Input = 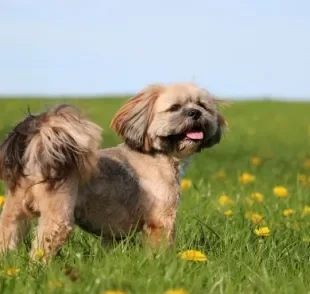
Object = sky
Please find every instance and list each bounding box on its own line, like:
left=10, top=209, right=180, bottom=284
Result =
left=0, top=0, right=310, bottom=99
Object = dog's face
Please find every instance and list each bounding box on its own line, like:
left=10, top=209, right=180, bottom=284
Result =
left=111, top=83, right=226, bottom=159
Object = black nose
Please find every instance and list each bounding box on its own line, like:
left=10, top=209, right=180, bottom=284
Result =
left=187, top=109, right=201, bottom=120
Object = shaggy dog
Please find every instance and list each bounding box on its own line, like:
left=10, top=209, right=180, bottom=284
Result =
left=0, top=83, right=226, bottom=261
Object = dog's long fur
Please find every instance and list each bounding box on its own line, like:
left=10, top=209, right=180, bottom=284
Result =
left=0, top=105, right=101, bottom=191
left=0, top=104, right=102, bottom=258
left=0, top=83, right=226, bottom=260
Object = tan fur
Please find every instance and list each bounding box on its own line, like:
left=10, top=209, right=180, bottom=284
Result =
left=0, top=83, right=226, bottom=260
left=76, top=83, right=226, bottom=248
left=0, top=182, right=31, bottom=251
left=30, top=179, right=78, bottom=259
left=111, top=84, right=165, bottom=152
left=24, top=105, right=102, bottom=188
left=0, top=104, right=102, bottom=261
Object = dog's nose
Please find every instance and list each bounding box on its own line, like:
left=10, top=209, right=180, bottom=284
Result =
left=187, top=109, right=201, bottom=120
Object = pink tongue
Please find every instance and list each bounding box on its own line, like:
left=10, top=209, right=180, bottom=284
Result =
left=186, top=131, right=204, bottom=140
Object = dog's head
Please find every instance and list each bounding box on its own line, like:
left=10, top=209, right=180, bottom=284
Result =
left=110, top=83, right=227, bottom=159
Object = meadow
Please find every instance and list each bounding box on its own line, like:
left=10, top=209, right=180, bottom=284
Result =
left=0, top=97, right=310, bottom=294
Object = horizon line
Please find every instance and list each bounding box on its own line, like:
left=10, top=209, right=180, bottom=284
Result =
left=0, top=93, right=309, bottom=102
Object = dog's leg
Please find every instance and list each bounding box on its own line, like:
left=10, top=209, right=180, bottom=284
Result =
left=167, top=223, right=176, bottom=246
left=0, top=193, right=30, bottom=253
left=30, top=186, right=77, bottom=262
left=143, top=216, right=176, bottom=249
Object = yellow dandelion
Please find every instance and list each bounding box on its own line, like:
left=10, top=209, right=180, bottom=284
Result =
left=218, top=195, right=234, bottom=206
left=181, top=179, right=192, bottom=191
left=224, top=209, right=233, bottom=217
left=215, top=170, right=226, bottom=180
left=283, top=209, right=294, bottom=217
left=251, top=156, right=262, bottom=166
left=251, top=192, right=264, bottom=203
left=165, top=289, right=188, bottom=294
left=273, top=186, right=288, bottom=198
left=0, top=196, right=5, bottom=208
left=34, top=249, right=45, bottom=258
left=104, top=291, right=127, bottom=294
left=254, top=227, right=270, bottom=237
left=239, top=172, right=256, bottom=184
left=179, top=250, right=207, bottom=261
left=7, top=268, right=20, bottom=276
left=302, top=205, right=310, bottom=216
left=304, top=159, right=310, bottom=169
left=250, top=213, right=264, bottom=224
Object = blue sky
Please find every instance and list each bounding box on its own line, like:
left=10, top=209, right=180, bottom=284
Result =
left=0, top=0, right=309, bottom=99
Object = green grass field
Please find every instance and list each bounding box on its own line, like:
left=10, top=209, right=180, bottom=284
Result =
left=0, top=98, right=310, bottom=294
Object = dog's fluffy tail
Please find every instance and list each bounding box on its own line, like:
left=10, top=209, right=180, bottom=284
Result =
left=0, top=104, right=102, bottom=191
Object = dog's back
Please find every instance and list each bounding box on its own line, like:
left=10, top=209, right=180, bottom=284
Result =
left=0, top=104, right=102, bottom=191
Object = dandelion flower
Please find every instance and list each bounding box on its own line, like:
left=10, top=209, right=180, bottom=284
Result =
left=104, top=291, right=127, bottom=294
left=218, top=195, right=234, bottom=206
left=254, top=227, right=270, bottom=237
left=304, top=159, right=310, bottom=169
left=239, top=172, right=256, bottom=184
left=273, top=186, right=288, bottom=198
left=7, top=268, right=20, bottom=276
left=215, top=170, right=226, bottom=180
left=302, top=206, right=310, bottom=216
left=181, top=179, right=192, bottom=191
left=179, top=250, right=207, bottom=261
left=251, top=156, right=262, bottom=166
left=251, top=192, right=264, bottom=203
left=0, top=196, right=5, bottom=208
left=165, top=289, right=188, bottom=294
left=283, top=209, right=294, bottom=217
left=250, top=213, right=264, bottom=224
left=224, top=209, right=233, bottom=217
left=34, top=249, right=45, bottom=258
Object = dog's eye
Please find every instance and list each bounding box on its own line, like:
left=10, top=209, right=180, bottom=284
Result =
left=169, top=104, right=181, bottom=112
left=197, top=102, right=206, bottom=110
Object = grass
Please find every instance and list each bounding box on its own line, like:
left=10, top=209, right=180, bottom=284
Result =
left=0, top=98, right=310, bottom=294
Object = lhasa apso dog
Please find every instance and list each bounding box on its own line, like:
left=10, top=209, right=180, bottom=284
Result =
left=0, top=83, right=226, bottom=260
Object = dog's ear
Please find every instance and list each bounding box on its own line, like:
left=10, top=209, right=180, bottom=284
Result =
left=202, top=114, right=227, bottom=149
left=110, top=84, right=164, bottom=151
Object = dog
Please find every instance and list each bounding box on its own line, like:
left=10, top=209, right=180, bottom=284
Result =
left=0, top=83, right=226, bottom=261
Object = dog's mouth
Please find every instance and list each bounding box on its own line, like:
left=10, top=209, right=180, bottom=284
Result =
left=182, top=125, right=206, bottom=142
left=163, top=127, right=205, bottom=143
left=184, top=130, right=204, bottom=141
